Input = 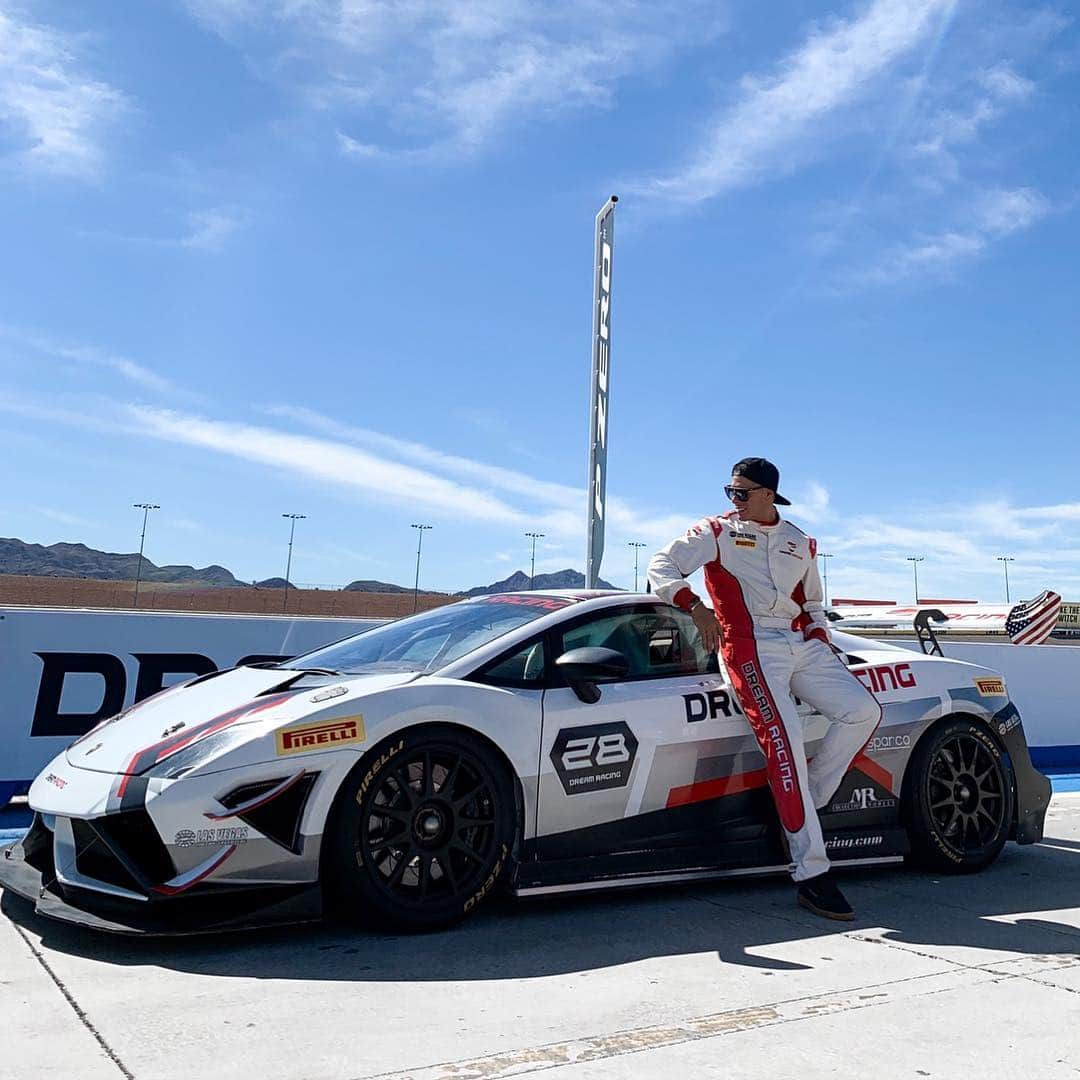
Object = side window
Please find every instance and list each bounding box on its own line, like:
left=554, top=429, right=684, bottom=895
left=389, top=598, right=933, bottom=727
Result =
left=558, top=609, right=715, bottom=681
left=476, top=641, right=547, bottom=687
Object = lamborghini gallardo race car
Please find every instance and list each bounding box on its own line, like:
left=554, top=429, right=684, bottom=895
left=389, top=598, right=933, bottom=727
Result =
left=0, top=591, right=1051, bottom=934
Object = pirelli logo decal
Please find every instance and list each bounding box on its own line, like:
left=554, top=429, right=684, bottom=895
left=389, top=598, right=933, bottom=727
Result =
left=974, top=677, right=1006, bottom=697
left=276, top=716, right=365, bottom=755
left=734, top=538, right=756, bottom=548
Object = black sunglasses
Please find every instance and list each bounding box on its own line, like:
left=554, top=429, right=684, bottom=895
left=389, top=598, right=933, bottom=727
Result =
left=724, top=485, right=765, bottom=502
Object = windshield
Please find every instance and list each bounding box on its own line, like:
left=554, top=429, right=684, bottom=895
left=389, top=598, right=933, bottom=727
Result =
left=287, top=595, right=574, bottom=675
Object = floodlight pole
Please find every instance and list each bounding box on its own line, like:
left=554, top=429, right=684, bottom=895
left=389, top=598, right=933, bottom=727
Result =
left=628, top=541, right=646, bottom=592
left=526, top=532, right=545, bottom=590
left=819, top=553, right=834, bottom=607
left=997, top=556, right=1015, bottom=603
left=412, top=524, right=433, bottom=612
left=132, top=503, right=160, bottom=608
left=907, top=556, right=925, bottom=605
left=282, top=513, right=306, bottom=612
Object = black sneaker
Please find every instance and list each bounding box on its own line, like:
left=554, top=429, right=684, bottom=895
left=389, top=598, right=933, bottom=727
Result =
left=796, top=872, right=855, bottom=921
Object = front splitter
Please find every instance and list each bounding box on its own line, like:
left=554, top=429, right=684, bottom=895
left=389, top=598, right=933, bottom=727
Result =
left=0, top=840, right=323, bottom=937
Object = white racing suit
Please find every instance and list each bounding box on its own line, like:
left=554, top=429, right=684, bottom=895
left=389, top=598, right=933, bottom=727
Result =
left=649, top=511, right=881, bottom=882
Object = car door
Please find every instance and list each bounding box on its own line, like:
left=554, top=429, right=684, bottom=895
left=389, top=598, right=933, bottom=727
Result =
left=536, top=603, right=765, bottom=861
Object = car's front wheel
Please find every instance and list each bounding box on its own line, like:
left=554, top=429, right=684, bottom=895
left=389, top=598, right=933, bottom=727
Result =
left=905, top=717, right=1014, bottom=873
left=325, top=727, right=517, bottom=931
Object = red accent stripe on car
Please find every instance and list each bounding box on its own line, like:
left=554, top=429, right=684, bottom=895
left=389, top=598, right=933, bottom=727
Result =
left=151, top=844, right=238, bottom=896
left=116, top=693, right=294, bottom=796
left=851, top=753, right=893, bottom=794
left=666, top=767, right=768, bottom=808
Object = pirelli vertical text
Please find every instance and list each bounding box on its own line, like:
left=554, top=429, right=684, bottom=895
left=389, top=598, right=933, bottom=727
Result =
left=586, top=194, right=617, bottom=589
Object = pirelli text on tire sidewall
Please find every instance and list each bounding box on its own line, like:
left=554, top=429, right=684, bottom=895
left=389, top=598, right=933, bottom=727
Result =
left=325, top=726, right=518, bottom=931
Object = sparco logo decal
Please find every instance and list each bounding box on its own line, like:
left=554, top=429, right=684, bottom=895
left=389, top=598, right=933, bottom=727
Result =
left=853, top=663, right=917, bottom=694
left=551, top=721, right=638, bottom=795
left=867, top=734, right=911, bottom=752
left=276, top=716, right=365, bottom=756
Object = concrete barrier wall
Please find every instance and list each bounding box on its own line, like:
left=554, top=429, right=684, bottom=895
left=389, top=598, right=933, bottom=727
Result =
left=0, top=606, right=385, bottom=801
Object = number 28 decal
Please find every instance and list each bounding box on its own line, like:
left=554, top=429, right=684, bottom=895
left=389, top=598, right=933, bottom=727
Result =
left=550, top=722, right=639, bottom=795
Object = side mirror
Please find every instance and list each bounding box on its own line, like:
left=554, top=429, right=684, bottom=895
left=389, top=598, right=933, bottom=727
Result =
left=555, top=647, right=630, bottom=704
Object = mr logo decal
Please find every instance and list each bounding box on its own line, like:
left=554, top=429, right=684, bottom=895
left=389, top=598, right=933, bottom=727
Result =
left=551, top=721, right=638, bottom=795
left=828, top=774, right=897, bottom=814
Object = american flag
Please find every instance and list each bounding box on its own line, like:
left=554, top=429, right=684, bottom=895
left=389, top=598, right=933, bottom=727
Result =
left=1005, top=590, right=1062, bottom=645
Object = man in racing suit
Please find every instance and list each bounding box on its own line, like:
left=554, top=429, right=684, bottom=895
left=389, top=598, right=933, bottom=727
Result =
left=648, top=457, right=880, bottom=920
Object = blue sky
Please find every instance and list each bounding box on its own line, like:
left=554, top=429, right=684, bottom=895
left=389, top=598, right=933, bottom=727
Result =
left=0, top=0, right=1077, bottom=601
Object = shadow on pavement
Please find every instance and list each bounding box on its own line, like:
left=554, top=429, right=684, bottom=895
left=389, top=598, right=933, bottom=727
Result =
left=4, top=838, right=1080, bottom=980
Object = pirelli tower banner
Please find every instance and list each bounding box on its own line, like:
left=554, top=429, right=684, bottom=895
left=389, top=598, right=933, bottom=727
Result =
left=586, top=195, right=617, bottom=589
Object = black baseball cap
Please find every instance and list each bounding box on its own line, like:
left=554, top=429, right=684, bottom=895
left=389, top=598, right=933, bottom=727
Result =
left=731, top=457, right=790, bottom=506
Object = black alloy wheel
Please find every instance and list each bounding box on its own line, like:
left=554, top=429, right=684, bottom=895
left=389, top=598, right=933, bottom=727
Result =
left=325, top=728, right=517, bottom=931
left=905, top=718, right=1014, bottom=873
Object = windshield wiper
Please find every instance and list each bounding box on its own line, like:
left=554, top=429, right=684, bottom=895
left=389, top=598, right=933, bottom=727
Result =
left=293, top=666, right=344, bottom=677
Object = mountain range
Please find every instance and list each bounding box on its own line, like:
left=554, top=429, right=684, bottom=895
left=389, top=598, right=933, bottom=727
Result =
left=0, top=538, right=618, bottom=595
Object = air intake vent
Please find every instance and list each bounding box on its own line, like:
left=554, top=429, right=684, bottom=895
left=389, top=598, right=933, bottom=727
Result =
left=220, top=774, right=318, bottom=854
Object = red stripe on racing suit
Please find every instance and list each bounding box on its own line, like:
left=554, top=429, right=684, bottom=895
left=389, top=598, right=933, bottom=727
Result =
left=704, top=560, right=807, bottom=833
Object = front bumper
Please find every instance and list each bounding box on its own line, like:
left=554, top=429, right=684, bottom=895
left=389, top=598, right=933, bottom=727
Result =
left=0, top=813, right=322, bottom=936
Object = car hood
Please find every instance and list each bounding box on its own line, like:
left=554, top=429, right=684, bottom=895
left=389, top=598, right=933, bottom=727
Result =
left=65, top=666, right=421, bottom=775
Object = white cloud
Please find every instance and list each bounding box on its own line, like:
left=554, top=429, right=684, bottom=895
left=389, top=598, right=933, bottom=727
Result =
left=128, top=402, right=708, bottom=552
left=861, top=186, right=1050, bottom=281
left=0, top=324, right=180, bottom=395
left=816, top=495, right=1080, bottom=602
left=630, top=0, right=956, bottom=204
left=33, top=505, right=93, bottom=528
left=266, top=404, right=582, bottom=510
left=978, top=62, right=1036, bottom=103
left=81, top=205, right=248, bottom=251
left=8, top=385, right=1080, bottom=597
left=976, top=187, right=1049, bottom=236
left=912, top=62, right=1035, bottom=165
left=791, top=482, right=830, bottom=524
left=127, top=405, right=537, bottom=526
left=0, top=5, right=128, bottom=179
left=182, top=0, right=724, bottom=160
left=180, top=208, right=246, bottom=250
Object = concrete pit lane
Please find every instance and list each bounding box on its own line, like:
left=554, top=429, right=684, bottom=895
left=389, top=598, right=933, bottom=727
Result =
left=3, top=795, right=1080, bottom=1079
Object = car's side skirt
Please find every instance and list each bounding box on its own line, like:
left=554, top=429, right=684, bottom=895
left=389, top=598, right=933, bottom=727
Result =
left=513, top=856, right=904, bottom=898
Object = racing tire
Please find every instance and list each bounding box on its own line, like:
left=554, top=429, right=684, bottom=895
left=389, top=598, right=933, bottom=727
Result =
left=325, top=727, right=517, bottom=932
left=904, top=717, right=1014, bottom=874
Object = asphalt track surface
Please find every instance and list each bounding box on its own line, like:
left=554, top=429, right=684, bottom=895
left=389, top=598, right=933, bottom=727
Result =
left=3, top=793, right=1080, bottom=1080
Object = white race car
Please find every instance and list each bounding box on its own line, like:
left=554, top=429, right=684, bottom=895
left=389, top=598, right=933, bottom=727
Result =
left=0, top=591, right=1051, bottom=934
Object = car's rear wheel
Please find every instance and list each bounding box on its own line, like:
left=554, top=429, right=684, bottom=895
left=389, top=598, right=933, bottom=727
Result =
left=905, top=718, right=1014, bottom=873
left=325, top=728, right=517, bottom=931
